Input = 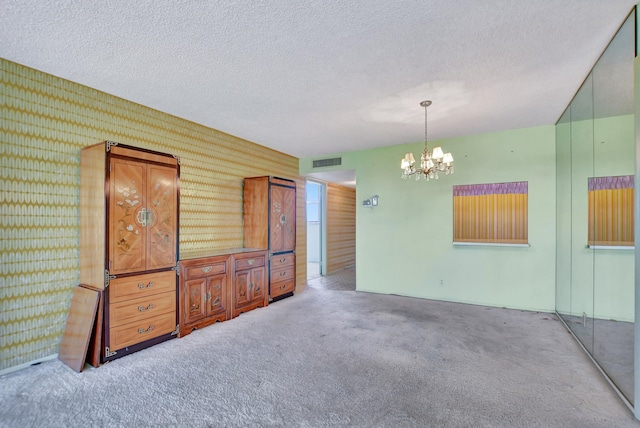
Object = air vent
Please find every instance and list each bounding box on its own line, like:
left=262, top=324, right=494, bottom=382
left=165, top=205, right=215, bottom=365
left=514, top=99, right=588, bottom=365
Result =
left=313, top=157, right=342, bottom=168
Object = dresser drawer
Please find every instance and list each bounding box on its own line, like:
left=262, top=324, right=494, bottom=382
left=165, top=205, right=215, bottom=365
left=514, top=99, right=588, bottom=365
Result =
left=109, top=291, right=176, bottom=328
left=109, top=311, right=176, bottom=350
left=235, top=254, right=265, bottom=270
left=110, top=270, right=176, bottom=302
left=270, top=265, right=294, bottom=283
left=184, top=261, right=226, bottom=280
left=271, top=279, right=295, bottom=298
left=271, top=253, right=295, bottom=269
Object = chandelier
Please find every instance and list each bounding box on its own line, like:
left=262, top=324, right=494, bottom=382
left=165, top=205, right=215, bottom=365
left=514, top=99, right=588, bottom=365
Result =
left=401, top=100, right=454, bottom=180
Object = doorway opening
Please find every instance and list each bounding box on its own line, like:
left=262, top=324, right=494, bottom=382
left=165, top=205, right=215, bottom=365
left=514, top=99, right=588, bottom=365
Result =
left=306, top=180, right=325, bottom=280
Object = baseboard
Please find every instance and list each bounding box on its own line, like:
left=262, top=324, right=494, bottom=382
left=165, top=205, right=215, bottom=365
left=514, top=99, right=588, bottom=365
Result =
left=356, top=288, right=555, bottom=314
left=0, top=354, right=58, bottom=377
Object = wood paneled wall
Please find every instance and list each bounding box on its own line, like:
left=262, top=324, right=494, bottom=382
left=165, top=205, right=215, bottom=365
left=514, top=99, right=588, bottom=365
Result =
left=295, top=179, right=307, bottom=290
left=325, top=183, right=356, bottom=274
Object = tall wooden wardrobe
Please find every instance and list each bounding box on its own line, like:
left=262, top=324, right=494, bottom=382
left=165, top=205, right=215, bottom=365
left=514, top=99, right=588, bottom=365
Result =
left=243, top=176, right=296, bottom=300
left=80, top=141, right=180, bottom=363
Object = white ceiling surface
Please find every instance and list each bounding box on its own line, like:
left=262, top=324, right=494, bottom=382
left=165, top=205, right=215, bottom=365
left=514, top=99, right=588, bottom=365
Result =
left=2, top=1, right=636, bottom=164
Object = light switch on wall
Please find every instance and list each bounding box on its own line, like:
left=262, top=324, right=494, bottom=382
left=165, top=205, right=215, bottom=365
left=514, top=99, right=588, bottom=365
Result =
left=363, top=195, right=379, bottom=208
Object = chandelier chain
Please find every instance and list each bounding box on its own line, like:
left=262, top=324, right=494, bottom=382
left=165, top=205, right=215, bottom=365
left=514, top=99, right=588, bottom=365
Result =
left=424, top=102, right=428, bottom=149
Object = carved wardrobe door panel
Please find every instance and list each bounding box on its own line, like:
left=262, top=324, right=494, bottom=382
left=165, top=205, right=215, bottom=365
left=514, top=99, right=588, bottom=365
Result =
left=146, top=164, right=178, bottom=270
left=109, top=158, right=147, bottom=275
left=270, top=185, right=296, bottom=253
left=234, top=271, right=251, bottom=307
left=250, top=267, right=266, bottom=302
left=206, top=275, right=226, bottom=316
left=184, top=278, right=207, bottom=325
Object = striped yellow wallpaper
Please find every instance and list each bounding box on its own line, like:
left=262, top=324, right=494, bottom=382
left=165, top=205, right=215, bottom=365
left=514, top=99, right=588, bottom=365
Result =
left=325, top=183, right=356, bottom=274
left=0, top=59, right=306, bottom=371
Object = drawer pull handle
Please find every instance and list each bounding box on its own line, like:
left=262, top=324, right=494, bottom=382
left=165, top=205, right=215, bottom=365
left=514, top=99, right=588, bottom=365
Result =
left=138, top=324, right=154, bottom=334
left=280, top=284, right=287, bottom=290
left=247, top=259, right=255, bottom=265
left=255, top=285, right=260, bottom=293
left=214, top=284, right=221, bottom=291
left=201, top=266, right=212, bottom=273
left=279, top=258, right=286, bottom=263
left=212, top=297, right=220, bottom=305
left=279, top=271, right=287, bottom=277
left=138, top=281, right=154, bottom=289
left=138, top=303, right=154, bottom=312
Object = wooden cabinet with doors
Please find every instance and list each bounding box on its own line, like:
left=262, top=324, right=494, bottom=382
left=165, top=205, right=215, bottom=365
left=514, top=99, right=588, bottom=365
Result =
left=243, top=176, right=296, bottom=300
left=231, top=250, right=268, bottom=318
left=80, top=141, right=180, bottom=364
left=178, top=249, right=268, bottom=333
left=179, top=254, right=230, bottom=337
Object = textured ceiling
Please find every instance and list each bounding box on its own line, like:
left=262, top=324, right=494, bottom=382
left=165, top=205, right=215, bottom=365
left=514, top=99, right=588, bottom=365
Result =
left=1, top=0, right=637, bottom=160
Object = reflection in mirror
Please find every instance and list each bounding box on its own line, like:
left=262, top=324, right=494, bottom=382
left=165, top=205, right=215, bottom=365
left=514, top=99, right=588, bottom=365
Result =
left=592, top=11, right=635, bottom=404
left=569, top=72, right=594, bottom=355
left=555, top=8, right=635, bottom=407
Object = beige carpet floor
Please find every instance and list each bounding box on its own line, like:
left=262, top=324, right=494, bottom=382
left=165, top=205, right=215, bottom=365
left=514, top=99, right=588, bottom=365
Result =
left=0, top=267, right=637, bottom=427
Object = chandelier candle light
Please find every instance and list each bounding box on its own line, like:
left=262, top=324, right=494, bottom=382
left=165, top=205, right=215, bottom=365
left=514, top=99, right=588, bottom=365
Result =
left=401, top=100, right=454, bottom=180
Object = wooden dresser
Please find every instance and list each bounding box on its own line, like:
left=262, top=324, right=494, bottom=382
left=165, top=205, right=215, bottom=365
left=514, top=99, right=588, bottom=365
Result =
left=243, top=176, right=296, bottom=300
left=80, top=141, right=180, bottom=363
left=179, top=249, right=268, bottom=337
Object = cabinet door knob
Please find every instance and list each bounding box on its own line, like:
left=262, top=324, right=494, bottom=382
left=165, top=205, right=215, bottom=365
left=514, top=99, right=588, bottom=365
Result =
left=212, top=297, right=220, bottom=306
left=136, top=208, right=148, bottom=226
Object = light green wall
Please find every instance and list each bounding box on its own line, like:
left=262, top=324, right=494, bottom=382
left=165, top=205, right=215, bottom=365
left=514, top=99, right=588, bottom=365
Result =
left=302, top=125, right=557, bottom=312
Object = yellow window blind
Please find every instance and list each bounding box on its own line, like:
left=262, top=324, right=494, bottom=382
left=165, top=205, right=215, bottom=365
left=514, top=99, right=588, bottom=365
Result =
left=453, top=182, right=528, bottom=244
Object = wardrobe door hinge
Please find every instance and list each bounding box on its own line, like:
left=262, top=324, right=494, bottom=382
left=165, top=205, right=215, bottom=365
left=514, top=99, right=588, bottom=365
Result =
left=172, top=262, right=180, bottom=275
left=104, top=270, right=116, bottom=288
left=105, top=140, right=119, bottom=152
